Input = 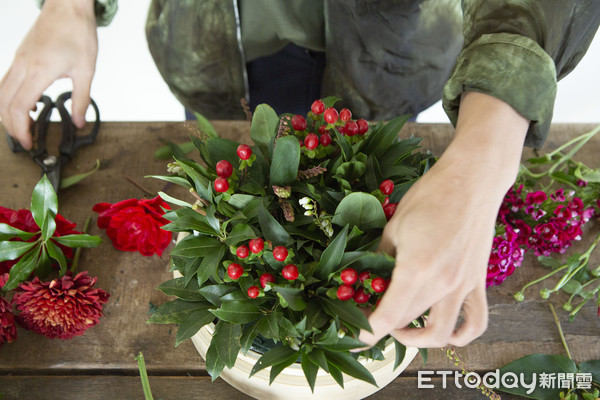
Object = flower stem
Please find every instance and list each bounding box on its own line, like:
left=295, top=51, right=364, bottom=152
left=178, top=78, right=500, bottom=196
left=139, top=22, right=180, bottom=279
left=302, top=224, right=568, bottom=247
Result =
left=518, top=264, right=569, bottom=294
left=548, top=301, right=572, bottom=360
left=135, top=352, right=155, bottom=400
left=70, top=216, right=92, bottom=273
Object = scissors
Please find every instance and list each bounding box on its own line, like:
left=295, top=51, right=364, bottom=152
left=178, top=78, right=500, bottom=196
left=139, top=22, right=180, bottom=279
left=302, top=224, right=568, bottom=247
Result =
left=5, top=92, right=100, bottom=193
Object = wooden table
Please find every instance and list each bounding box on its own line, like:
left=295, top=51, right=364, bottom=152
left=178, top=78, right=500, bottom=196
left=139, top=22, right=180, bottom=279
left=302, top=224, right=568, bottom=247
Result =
left=0, top=121, right=599, bottom=400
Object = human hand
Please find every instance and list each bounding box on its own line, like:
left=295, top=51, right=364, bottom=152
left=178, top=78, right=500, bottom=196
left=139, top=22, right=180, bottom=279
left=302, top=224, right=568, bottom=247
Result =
left=0, top=0, right=98, bottom=150
left=359, top=92, right=529, bottom=348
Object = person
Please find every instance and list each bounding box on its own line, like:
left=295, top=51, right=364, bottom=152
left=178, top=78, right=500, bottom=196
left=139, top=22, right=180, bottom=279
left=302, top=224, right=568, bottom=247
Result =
left=1, top=0, right=599, bottom=350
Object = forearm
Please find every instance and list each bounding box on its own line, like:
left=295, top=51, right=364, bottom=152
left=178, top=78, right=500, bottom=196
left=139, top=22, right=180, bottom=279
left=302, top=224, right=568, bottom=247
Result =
left=437, top=91, right=528, bottom=206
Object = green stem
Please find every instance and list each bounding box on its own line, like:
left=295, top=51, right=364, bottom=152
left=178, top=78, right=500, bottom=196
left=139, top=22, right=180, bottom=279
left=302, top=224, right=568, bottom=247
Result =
left=70, top=216, right=92, bottom=273
left=551, top=232, right=600, bottom=293
left=518, top=264, right=570, bottom=294
left=135, top=352, right=154, bottom=400
left=548, top=301, right=572, bottom=360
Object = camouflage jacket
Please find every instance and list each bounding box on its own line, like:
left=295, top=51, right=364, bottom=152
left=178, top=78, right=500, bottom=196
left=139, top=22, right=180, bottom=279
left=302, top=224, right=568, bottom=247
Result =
left=142, top=0, right=600, bottom=147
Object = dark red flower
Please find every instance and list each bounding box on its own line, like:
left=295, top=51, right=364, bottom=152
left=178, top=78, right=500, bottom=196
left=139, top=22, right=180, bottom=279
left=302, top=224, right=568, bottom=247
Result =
left=93, top=196, right=172, bottom=257
left=13, top=272, right=109, bottom=340
left=0, top=274, right=17, bottom=347
left=0, top=206, right=80, bottom=275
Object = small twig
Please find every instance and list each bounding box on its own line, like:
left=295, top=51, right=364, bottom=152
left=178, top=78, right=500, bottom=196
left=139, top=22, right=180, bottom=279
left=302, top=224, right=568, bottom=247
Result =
left=126, top=175, right=154, bottom=197
left=71, top=216, right=92, bottom=273
left=240, top=98, right=252, bottom=121
left=443, top=346, right=501, bottom=400
left=135, top=352, right=155, bottom=400
left=548, top=301, right=572, bottom=360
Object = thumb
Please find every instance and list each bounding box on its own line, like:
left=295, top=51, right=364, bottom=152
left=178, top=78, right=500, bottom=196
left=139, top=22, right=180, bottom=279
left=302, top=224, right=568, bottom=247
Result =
left=70, top=71, right=93, bottom=128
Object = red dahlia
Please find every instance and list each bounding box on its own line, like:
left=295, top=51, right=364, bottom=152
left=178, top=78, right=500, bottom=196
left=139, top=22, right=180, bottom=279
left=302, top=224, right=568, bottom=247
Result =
left=0, top=274, right=17, bottom=347
left=13, top=272, right=109, bottom=340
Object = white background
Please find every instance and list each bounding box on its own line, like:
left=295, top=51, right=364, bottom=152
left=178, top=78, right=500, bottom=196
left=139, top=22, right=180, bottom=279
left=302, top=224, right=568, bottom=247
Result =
left=1, top=0, right=599, bottom=123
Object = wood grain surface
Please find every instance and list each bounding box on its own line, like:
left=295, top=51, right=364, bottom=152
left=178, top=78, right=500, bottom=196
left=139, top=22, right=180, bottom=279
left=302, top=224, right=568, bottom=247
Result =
left=0, top=121, right=599, bottom=399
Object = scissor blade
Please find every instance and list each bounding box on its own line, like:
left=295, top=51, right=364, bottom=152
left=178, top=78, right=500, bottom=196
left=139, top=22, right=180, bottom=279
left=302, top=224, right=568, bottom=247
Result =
left=43, top=162, right=62, bottom=195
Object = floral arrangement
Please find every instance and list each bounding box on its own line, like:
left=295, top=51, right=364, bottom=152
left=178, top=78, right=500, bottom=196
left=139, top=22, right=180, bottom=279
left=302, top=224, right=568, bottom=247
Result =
left=148, top=97, right=434, bottom=390
left=0, top=176, right=108, bottom=346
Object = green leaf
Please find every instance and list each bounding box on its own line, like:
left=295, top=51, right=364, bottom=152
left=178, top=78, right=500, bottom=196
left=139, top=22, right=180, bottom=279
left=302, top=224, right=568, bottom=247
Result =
left=35, top=245, right=52, bottom=278
left=30, top=175, right=58, bottom=235
left=228, top=194, right=259, bottom=210
left=319, top=297, right=371, bottom=333
left=211, top=300, right=262, bottom=324
left=365, top=155, right=383, bottom=193
left=258, top=202, right=290, bottom=245
left=225, top=223, right=257, bottom=246
left=316, top=225, right=348, bottom=281
left=174, top=308, right=215, bottom=346
left=205, top=340, right=226, bottom=381
left=321, top=96, right=341, bottom=108
left=240, top=321, right=261, bottom=354
left=333, top=130, right=352, bottom=161
left=147, top=299, right=210, bottom=324
left=60, top=159, right=101, bottom=189
left=250, top=345, right=298, bottom=377
left=301, top=349, right=319, bottom=393
left=170, top=236, right=222, bottom=258
left=326, top=361, right=345, bottom=388
left=322, top=336, right=366, bottom=352
left=0, top=223, right=37, bottom=241
left=194, top=112, right=218, bottom=138
left=537, top=256, right=565, bottom=269
left=361, top=114, right=410, bottom=157
left=158, top=191, right=193, bottom=209
left=46, top=239, right=67, bottom=275
left=250, top=104, right=279, bottom=153
left=332, top=192, right=387, bottom=231
left=272, top=286, right=307, bottom=311
left=173, top=157, right=211, bottom=200
left=145, top=174, right=192, bottom=189
left=306, top=348, right=329, bottom=372
left=162, top=209, right=218, bottom=235
left=3, top=246, right=40, bottom=291
left=195, top=246, right=227, bottom=286
left=393, top=339, right=407, bottom=371
left=204, top=137, right=240, bottom=167
left=498, top=354, right=577, bottom=400
left=213, top=320, right=242, bottom=369
left=324, top=350, right=377, bottom=387
left=157, top=277, right=205, bottom=301
left=269, top=350, right=299, bottom=385
left=40, top=210, right=57, bottom=242
left=419, top=348, right=428, bottom=365
left=578, top=359, right=600, bottom=384
left=270, top=135, right=301, bottom=186
left=257, top=312, right=281, bottom=339
left=197, top=285, right=237, bottom=306
left=0, top=240, right=38, bottom=263
left=154, top=141, right=195, bottom=160
left=52, top=234, right=102, bottom=248
left=304, top=301, right=330, bottom=331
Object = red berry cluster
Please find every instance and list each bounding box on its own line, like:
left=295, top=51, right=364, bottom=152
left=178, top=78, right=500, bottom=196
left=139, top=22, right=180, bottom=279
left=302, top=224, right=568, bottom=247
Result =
left=335, top=268, right=388, bottom=304
left=379, top=180, right=399, bottom=221
left=311, top=100, right=369, bottom=138
left=229, top=239, right=299, bottom=298
left=213, top=159, right=233, bottom=193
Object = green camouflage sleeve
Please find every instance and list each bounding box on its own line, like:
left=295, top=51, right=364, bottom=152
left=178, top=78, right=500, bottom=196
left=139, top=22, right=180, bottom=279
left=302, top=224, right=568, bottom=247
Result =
left=35, top=0, right=118, bottom=27
left=442, top=1, right=600, bottom=148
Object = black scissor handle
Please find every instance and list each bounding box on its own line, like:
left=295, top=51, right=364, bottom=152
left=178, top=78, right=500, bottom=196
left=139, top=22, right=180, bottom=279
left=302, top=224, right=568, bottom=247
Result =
left=5, top=95, right=53, bottom=155
left=54, top=92, right=101, bottom=161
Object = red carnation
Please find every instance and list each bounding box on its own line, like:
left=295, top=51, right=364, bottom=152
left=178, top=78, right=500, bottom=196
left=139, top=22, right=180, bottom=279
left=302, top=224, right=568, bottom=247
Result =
left=0, top=206, right=80, bottom=275
left=0, top=274, right=17, bottom=347
left=13, top=271, right=109, bottom=340
left=93, top=196, right=172, bottom=257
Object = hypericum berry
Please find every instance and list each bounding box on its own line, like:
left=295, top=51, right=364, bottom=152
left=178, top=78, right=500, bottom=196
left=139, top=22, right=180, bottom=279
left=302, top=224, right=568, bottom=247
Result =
left=358, top=271, right=370, bottom=283
left=248, top=238, right=264, bottom=254
left=318, top=125, right=328, bottom=134
left=383, top=196, right=390, bottom=207
left=311, top=99, right=325, bottom=114
left=291, top=115, right=307, bottom=131
left=379, top=179, right=394, bottom=195
left=340, top=268, right=358, bottom=285
left=345, top=121, right=359, bottom=136
left=337, top=284, right=355, bottom=301
left=383, top=203, right=398, bottom=221
left=304, top=133, right=319, bottom=150
left=216, top=160, right=233, bottom=178
left=236, top=245, right=249, bottom=259
left=324, top=107, right=339, bottom=124
left=237, top=144, right=252, bottom=160
left=282, top=264, right=299, bottom=280
left=357, top=119, right=369, bottom=135
left=371, top=277, right=387, bottom=293
left=260, top=273, right=276, bottom=288
left=353, top=287, right=370, bottom=304
left=339, top=108, right=352, bottom=121
left=247, top=286, right=260, bottom=298
left=227, top=263, right=243, bottom=280
left=320, top=133, right=332, bottom=146
left=214, top=178, right=229, bottom=193
left=273, top=246, right=289, bottom=262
